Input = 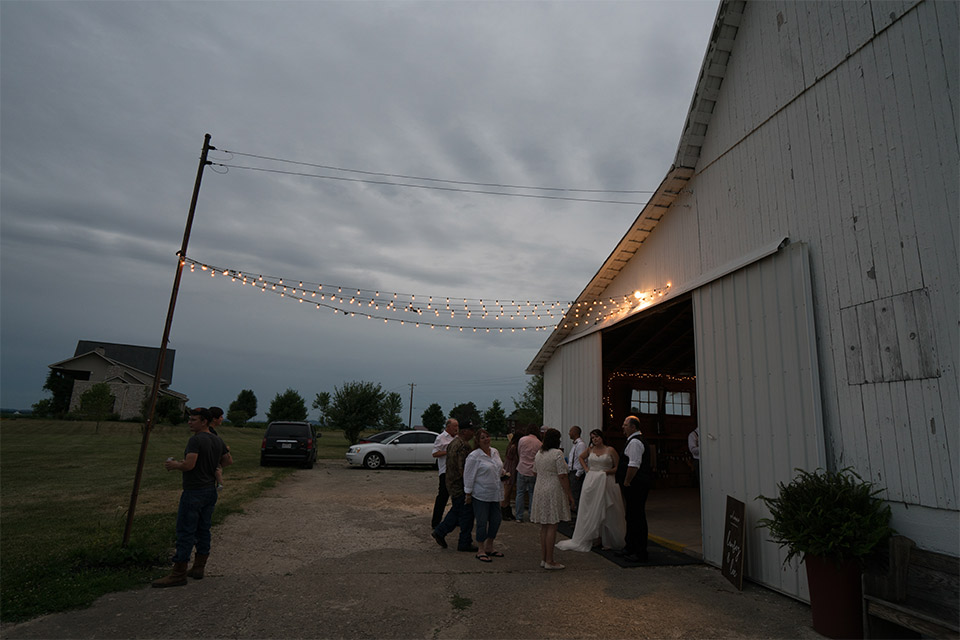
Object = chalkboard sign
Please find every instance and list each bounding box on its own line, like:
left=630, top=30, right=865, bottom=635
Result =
left=721, top=495, right=746, bottom=590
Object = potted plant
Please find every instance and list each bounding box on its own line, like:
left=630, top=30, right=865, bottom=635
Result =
left=758, top=467, right=894, bottom=639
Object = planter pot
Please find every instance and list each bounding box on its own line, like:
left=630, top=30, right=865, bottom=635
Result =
left=804, top=554, right=863, bottom=639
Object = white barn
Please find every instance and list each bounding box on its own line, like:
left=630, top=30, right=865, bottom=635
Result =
left=528, top=0, right=958, bottom=600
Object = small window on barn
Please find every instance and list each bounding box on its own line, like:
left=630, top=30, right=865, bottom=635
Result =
left=630, top=389, right=658, bottom=415
left=665, top=391, right=692, bottom=416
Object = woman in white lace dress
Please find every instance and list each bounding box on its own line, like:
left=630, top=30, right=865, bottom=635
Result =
left=530, top=428, right=575, bottom=570
left=556, top=429, right=626, bottom=552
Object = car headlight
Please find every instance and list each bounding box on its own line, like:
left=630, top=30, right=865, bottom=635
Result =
left=347, top=447, right=358, bottom=454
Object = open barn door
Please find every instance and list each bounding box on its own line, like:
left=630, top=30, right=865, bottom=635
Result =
left=694, top=241, right=826, bottom=600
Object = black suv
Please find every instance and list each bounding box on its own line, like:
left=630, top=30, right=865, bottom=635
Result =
left=260, top=421, right=319, bottom=468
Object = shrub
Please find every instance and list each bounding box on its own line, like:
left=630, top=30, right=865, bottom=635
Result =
left=757, top=467, right=894, bottom=566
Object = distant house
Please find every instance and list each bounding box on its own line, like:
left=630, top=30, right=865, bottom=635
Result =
left=48, top=341, right=188, bottom=420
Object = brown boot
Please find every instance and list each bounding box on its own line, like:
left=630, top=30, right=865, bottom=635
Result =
left=151, top=562, right=188, bottom=588
left=186, top=554, right=209, bottom=580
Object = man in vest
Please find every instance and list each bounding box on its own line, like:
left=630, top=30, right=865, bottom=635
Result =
left=616, top=415, right=651, bottom=563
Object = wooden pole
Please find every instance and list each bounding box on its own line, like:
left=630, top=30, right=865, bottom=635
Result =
left=122, top=134, right=213, bottom=547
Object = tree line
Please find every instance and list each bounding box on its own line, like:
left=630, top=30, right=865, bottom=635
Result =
left=29, top=370, right=544, bottom=445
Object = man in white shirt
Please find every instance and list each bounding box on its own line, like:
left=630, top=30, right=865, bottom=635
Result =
left=567, top=426, right=586, bottom=516
left=431, top=418, right=458, bottom=529
left=616, top=415, right=652, bottom=563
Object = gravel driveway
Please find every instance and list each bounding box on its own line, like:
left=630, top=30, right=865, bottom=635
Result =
left=3, top=461, right=821, bottom=639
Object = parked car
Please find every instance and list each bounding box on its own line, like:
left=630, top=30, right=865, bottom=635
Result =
left=357, top=430, right=400, bottom=444
left=260, top=421, right=319, bottom=468
left=345, top=430, right=439, bottom=469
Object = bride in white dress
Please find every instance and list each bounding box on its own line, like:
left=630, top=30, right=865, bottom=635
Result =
left=556, top=429, right=626, bottom=552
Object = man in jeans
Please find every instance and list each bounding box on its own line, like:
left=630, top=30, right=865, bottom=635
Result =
left=153, top=407, right=232, bottom=587
left=430, top=418, right=459, bottom=529
left=431, top=421, right=477, bottom=552
left=514, top=424, right=542, bottom=523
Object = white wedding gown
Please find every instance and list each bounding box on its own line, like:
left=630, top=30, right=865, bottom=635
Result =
left=556, top=453, right=627, bottom=552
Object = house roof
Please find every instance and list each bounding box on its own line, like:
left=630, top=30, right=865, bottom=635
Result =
left=73, top=340, right=176, bottom=383
left=527, top=0, right=744, bottom=374
left=50, top=350, right=170, bottom=386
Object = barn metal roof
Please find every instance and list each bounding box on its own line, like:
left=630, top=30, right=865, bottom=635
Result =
left=526, top=0, right=745, bottom=374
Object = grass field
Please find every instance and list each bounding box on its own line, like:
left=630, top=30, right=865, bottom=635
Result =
left=0, top=419, right=370, bottom=623
left=0, top=420, right=503, bottom=623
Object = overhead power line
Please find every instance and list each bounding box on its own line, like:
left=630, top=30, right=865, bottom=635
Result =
left=220, top=149, right=654, bottom=195
left=210, top=148, right=653, bottom=206
left=210, top=163, right=649, bottom=206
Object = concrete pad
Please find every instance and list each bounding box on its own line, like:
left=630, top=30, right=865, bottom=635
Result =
left=2, top=461, right=821, bottom=639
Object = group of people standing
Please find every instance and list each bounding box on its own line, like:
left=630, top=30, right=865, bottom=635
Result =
left=431, top=419, right=506, bottom=560
left=430, top=415, right=654, bottom=569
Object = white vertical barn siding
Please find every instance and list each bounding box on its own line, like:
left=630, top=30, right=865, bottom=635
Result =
left=550, top=333, right=604, bottom=451
left=687, top=0, right=958, bottom=550
left=543, top=354, right=562, bottom=433
left=695, top=242, right=826, bottom=600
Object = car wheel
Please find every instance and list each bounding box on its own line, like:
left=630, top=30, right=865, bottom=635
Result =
left=303, top=456, right=315, bottom=469
left=363, top=452, right=385, bottom=469
left=259, top=456, right=267, bottom=467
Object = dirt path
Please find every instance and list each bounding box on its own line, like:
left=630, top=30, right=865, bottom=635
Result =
left=3, top=461, right=821, bottom=639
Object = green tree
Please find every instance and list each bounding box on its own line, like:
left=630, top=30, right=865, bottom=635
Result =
left=79, top=383, right=115, bottom=432
left=326, top=380, right=385, bottom=444
left=450, top=402, right=482, bottom=429
left=266, top=388, right=308, bottom=423
left=483, top=400, right=507, bottom=435
left=141, top=394, right=185, bottom=425
left=312, top=391, right=331, bottom=427
left=228, top=389, right=258, bottom=426
left=41, top=370, right=73, bottom=417
left=512, top=373, right=544, bottom=427
left=31, top=398, right=54, bottom=417
left=381, top=392, right=405, bottom=429
left=421, top=403, right=445, bottom=432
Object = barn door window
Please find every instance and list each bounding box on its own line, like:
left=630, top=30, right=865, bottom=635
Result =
left=631, top=389, right=659, bottom=415
left=664, top=391, right=692, bottom=416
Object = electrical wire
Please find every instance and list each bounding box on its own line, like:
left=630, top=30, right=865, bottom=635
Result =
left=219, top=149, right=654, bottom=195
left=210, top=163, right=648, bottom=206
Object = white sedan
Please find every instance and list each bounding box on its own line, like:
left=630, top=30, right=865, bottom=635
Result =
left=345, top=430, right=440, bottom=469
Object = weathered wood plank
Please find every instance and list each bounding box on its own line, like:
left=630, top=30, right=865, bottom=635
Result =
left=886, top=12, right=926, bottom=293
left=891, top=291, right=922, bottom=380
left=874, top=296, right=904, bottom=381
left=865, top=599, right=959, bottom=638
left=860, top=383, right=887, bottom=488
left=911, top=289, right=941, bottom=379
left=921, top=380, right=956, bottom=509
left=857, top=301, right=884, bottom=383
left=890, top=382, right=920, bottom=503
left=860, top=42, right=898, bottom=298
left=876, top=382, right=905, bottom=501
left=904, top=379, right=939, bottom=508
left=843, top=0, right=876, bottom=53
left=837, top=58, right=879, bottom=304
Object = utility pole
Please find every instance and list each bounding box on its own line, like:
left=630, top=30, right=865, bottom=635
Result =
left=123, top=133, right=214, bottom=547
left=408, top=383, right=416, bottom=429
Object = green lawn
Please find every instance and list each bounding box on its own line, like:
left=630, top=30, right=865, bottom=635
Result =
left=0, top=419, right=367, bottom=623
left=0, top=420, right=493, bottom=623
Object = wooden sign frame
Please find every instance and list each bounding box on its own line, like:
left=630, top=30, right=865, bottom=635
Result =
left=721, top=495, right=746, bottom=590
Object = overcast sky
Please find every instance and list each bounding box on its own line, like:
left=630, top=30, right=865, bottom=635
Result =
left=1, top=0, right=718, bottom=422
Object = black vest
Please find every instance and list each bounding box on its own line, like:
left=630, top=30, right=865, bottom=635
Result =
left=616, top=434, right=652, bottom=486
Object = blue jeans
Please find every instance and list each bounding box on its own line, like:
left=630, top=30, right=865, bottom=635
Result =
left=472, top=499, right=502, bottom=543
left=515, top=474, right=536, bottom=522
left=174, top=487, right=218, bottom=562
left=433, top=494, right=475, bottom=550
